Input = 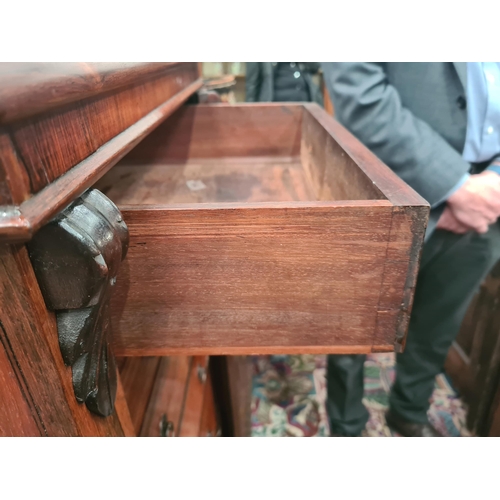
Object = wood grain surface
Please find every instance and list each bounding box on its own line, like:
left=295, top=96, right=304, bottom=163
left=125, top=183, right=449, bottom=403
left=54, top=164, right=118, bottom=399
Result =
left=138, top=355, right=218, bottom=437
left=225, top=356, right=252, bottom=437
left=94, top=103, right=428, bottom=355
left=0, top=87, right=430, bottom=436
left=303, top=104, right=428, bottom=208
left=198, top=369, right=219, bottom=437
left=10, top=66, right=199, bottom=193
left=0, top=327, right=41, bottom=436
left=123, top=104, right=303, bottom=162
left=118, top=357, right=161, bottom=435
left=445, top=261, right=500, bottom=436
left=0, top=79, right=202, bottom=243
left=0, top=245, right=124, bottom=436
left=301, top=109, right=385, bottom=202
left=95, top=158, right=314, bottom=205
left=0, top=63, right=194, bottom=125
left=178, top=356, right=210, bottom=437
left=140, top=356, right=191, bottom=437
left=210, top=356, right=252, bottom=437
left=373, top=205, right=428, bottom=352
left=115, top=372, right=136, bottom=437
left=111, top=202, right=394, bottom=355
left=0, top=132, right=30, bottom=205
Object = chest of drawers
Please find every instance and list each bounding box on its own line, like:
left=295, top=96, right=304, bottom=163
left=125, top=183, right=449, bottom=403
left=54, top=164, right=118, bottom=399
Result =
left=0, top=63, right=428, bottom=436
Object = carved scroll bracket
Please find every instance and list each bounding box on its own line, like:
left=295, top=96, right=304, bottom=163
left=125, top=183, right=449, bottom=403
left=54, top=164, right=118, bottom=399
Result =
left=27, top=189, right=128, bottom=417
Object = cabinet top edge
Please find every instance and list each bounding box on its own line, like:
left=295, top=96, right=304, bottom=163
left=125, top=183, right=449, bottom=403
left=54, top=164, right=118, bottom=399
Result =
left=0, top=62, right=196, bottom=125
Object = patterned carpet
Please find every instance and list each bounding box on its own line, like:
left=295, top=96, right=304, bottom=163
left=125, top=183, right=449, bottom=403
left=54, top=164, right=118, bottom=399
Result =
left=251, top=354, right=470, bottom=437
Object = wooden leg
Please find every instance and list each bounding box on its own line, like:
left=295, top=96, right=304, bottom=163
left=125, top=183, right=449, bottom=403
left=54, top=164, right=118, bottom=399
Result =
left=210, top=355, right=252, bottom=437
left=445, top=261, right=500, bottom=436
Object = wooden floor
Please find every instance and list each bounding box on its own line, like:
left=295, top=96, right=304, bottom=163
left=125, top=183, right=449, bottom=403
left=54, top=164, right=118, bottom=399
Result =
left=95, top=157, right=316, bottom=205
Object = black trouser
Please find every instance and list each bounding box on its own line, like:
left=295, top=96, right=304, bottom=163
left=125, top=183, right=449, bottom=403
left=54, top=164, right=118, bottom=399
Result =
left=327, top=223, right=500, bottom=436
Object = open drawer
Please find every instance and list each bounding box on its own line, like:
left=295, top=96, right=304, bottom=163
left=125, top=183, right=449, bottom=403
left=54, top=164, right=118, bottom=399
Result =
left=95, top=103, right=429, bottom=357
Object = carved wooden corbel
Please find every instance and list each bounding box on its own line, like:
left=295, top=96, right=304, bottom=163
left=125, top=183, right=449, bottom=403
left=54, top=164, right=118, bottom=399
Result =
left=27, top=189, right=128, bottom=417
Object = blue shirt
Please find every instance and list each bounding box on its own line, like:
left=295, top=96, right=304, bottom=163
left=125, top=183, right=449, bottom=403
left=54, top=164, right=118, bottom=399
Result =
left=463, top=62, right=500, bottom=163
left=434, top=62, right=500, bottom=207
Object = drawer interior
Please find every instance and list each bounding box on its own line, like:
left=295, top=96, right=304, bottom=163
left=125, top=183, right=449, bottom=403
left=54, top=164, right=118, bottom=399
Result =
left=97, top=157, right=314, bottom=204
left=96, top=104, right=415, bottom=356
left=95, top=104, right=387, bottom=206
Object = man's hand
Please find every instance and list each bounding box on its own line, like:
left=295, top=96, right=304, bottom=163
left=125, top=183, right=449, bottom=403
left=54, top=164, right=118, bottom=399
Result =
left=446, top=171, right=500, bottom=234
left=436, top=206, right=470, bottom=234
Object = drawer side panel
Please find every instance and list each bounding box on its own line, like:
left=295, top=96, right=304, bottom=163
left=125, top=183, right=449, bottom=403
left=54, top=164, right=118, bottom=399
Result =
left=111, top=204, right=395, bottom=354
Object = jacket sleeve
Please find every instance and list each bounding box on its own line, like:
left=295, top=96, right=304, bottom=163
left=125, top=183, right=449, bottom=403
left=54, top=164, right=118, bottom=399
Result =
left=321, top=62, right=471, bottom=206
left=245, top=62, right=260, bottom=102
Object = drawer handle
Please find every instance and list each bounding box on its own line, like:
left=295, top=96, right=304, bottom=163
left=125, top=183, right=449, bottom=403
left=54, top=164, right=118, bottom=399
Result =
left=159, top=414, right=174, bottom=437
left=197, top=365, right=207, bottom=384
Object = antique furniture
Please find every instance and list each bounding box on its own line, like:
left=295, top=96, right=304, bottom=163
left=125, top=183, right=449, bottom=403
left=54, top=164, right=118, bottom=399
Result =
left=445, top=261, right=500, bottom=436
left=0, top=63, right=428, bottom=437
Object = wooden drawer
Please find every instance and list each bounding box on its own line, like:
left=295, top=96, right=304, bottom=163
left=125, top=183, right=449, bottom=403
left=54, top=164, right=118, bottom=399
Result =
left=138, top=356, right=220, bottom=437
left=117, top=357, right=161, bottom=435
left=95, top=103, right=429, bottom=356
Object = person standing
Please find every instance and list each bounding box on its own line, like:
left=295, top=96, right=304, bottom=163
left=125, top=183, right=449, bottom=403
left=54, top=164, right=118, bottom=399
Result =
left=322, top=62, right=500, bottom=436
left=246, top=62, right=323, bottom=105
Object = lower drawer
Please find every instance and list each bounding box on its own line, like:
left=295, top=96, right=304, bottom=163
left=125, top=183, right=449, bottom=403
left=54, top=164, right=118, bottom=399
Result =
left=138, top=356, right=220, bottom=437
left=118, top=357, right=161, bottom=435
left=97, top=103, right=428, bottom=356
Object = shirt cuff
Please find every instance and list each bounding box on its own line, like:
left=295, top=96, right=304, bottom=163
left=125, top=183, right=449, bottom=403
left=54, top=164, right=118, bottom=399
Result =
left=487, top=164, right=500, bottom=176
left=431, top=173, right=470, bottom=209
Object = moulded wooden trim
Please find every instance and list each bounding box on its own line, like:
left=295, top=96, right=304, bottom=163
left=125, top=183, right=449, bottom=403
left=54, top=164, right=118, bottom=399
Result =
left=118, top=199, right=393, bottom=212
left=0, top=132, right=30, bottom=204
left=0, top=78, right=203, bottom=244
left=114, top=345, right=395, bottom=356
left=0, top=62, right=194, bottom=125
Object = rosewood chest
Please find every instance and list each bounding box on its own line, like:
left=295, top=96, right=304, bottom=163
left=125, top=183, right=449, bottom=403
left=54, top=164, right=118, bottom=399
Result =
left=0, top=63, right=428, bottom=436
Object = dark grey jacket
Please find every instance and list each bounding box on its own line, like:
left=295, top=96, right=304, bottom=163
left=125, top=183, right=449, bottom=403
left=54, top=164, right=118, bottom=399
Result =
left=321, top=62, right=470, bottom=236
left=246, top=62, right=323, bottom=105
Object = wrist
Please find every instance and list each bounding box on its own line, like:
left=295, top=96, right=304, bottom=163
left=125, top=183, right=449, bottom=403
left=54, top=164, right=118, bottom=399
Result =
left=432, top=173, right=470, bottom=208
left=447, top=175, right=471, bottom=204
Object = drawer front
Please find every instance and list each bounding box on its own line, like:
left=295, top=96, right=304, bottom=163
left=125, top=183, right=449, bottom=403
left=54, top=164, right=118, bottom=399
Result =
left=140, top=356, right=191, bottom=437
left=118, top=357, right=161, bottom=435
left=99, top=104, right=428, bottom=356
left=178, top=355, right=211, bottom=437
left=139, top=356, right=218, bottom=437
left=112, top=203, right=394, bottom=355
